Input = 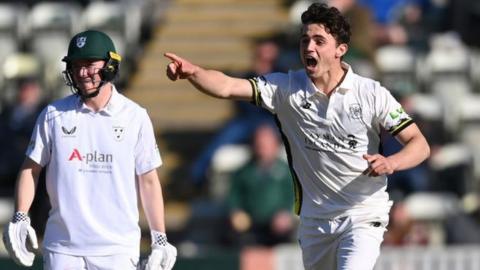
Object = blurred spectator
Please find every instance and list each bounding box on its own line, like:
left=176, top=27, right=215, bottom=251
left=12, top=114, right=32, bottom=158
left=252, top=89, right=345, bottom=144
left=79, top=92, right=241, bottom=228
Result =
left=383, top=201, right=430, bottom=246
left=445, top=0, right=480, bottom=48
left=357, top=0, right=411, bottom=45
left=225, top=124, right=295, bottom=247
left=0, top=77, right=45, bottom=195
left=0, top=77, right=50, bottom=234
left=330, top=0, right=378, bottom=76
left=190, top=39, right=281, bottom=187
left=444, top=194, right=480, bottom=244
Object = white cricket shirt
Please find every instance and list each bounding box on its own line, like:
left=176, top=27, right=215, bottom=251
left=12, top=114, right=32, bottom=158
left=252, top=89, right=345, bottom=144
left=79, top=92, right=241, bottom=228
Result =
left=26, top=86, right=162, bottom=256
left=251, top=63, right=413, bottom=219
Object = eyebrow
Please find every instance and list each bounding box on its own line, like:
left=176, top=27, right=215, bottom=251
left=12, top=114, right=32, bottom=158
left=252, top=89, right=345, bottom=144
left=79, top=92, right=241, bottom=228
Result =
left=301, top=34, right=327, bottom=41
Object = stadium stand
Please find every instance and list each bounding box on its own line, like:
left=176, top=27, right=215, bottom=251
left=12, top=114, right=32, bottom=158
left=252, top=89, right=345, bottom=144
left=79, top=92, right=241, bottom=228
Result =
left=2, top=1, right=480, bottom=269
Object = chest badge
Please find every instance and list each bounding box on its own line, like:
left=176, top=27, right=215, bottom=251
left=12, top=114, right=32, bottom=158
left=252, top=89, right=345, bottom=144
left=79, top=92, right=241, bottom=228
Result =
left=349, top=103, right=362, bottom=119
left=113, top=126, right=125, bottom=141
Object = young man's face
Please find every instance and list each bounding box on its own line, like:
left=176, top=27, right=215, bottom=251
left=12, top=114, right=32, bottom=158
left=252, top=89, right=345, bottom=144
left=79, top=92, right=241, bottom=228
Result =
left=299, top=23, right=347, bottom=79
left=71, top=59, right=106, bottom=93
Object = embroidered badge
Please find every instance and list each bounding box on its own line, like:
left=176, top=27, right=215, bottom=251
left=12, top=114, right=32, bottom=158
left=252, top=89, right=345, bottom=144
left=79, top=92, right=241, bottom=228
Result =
left=349, top=103, right=362, bottom=119
left=76, top=36, right=86, bottom=48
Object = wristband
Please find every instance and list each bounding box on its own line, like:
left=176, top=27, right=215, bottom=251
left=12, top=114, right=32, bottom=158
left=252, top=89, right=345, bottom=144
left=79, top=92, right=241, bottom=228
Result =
left=151, top=230, right=168, bottom=247
left=12, top=212, right=30, bottom=224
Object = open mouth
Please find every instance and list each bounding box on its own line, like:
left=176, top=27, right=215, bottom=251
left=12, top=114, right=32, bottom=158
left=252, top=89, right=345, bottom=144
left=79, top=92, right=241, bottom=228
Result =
left=305, top=56, right=317, bottom=67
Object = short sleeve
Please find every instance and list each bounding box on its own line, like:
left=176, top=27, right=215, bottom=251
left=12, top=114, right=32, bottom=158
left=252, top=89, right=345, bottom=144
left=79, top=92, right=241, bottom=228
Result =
left=252, top=72, right=290, bottom=113
left=374, top=84, right=414, bottom=136
left=134, top=109, right=162, bottom=175
left=26, top=107, right=51, bottom=167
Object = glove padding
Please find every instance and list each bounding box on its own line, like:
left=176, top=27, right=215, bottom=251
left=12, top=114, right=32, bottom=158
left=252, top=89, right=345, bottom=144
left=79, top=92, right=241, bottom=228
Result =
left=2, top=212, right=38, bottom=267
left=145, top=230, right=177, bottom=270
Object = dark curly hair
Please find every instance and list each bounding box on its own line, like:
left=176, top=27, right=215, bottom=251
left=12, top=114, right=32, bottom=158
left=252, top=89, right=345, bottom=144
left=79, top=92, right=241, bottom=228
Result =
left=301, top=3, right=351, bottom=45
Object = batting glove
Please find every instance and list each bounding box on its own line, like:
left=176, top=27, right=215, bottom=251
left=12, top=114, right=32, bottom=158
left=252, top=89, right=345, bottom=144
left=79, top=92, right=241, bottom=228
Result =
left=144, top=230, right=177, bottom=270
left=2, top=212, right=38, bottom=267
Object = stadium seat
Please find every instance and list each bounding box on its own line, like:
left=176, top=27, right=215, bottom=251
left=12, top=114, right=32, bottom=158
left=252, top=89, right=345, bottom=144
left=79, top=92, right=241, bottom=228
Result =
left=459, top=123, right=480, bottom=184
left=425, top=78, right=471, bottom=134
left=375, top=45, right=417, bottom=97
left=1, top=53, right=41, bottom=104
left=0, top=3, right=28, bottom=92
left=404, top=192, right=460, bottom=220
left=422, top=33, right=471, bottom=92
left=208, top=144, right=251, bottom=201
left=82, top=1, right=143, bottom=85
left=408, top=93, right=442, bottom=121
left=27, top=2, right=82, bottom=98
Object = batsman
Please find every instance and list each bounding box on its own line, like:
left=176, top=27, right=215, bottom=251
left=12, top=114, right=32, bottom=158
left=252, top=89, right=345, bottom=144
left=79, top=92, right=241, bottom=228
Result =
left=2, top=30, right=176, bottom=270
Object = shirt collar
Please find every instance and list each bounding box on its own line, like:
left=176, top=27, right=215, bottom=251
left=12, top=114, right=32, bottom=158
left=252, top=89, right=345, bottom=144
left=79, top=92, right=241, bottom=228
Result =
left=336, top=62, right=355, bottom=94
left=75, top=85, right=123, bottom=116
left=103, top=85, right=123, bottom=115
left=304, top=62, right=355, bottom=100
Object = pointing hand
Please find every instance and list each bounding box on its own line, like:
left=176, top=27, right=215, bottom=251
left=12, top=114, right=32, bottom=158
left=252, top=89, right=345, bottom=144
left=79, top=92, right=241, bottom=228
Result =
left=164, top=53, right=198, bottom=81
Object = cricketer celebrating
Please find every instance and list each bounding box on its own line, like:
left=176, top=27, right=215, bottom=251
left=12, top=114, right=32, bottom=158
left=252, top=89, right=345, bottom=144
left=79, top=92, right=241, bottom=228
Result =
left=2, top=30, right=176, bottom=270
left=164, top=3, right=429, bottom=270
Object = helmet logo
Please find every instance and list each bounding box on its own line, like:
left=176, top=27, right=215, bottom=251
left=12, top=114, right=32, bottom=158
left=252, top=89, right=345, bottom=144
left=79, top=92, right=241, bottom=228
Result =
left=76, top=36, right=87, bottom=48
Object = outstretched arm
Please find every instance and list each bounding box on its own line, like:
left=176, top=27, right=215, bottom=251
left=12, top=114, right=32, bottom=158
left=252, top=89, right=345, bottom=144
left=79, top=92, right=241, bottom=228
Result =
left=364, top=123, right=430, bottom=176
left=164, top=52, right=253, bottom=100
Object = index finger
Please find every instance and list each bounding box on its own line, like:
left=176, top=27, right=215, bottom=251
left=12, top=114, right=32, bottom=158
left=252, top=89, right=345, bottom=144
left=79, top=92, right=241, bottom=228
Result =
left=164, top=52, right=182, bottom=63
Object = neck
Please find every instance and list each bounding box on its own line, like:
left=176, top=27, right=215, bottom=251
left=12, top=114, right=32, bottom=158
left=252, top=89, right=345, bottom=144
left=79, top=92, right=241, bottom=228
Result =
left=83, top=83, right=113, bottom=112
left=312, top=64, right=346, bottom=96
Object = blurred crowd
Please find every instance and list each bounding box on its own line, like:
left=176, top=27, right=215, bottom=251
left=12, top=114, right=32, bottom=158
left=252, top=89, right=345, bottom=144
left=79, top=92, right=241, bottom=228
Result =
left=1, top=0, right=480, bottom=258
left=181, top=0, right=480, bottom=251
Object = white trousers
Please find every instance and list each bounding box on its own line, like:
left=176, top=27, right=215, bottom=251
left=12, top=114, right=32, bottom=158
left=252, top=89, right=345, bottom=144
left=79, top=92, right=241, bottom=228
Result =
left=298, top=215, right=388, bottom=270
left=43, top=250, right=140, bottom=270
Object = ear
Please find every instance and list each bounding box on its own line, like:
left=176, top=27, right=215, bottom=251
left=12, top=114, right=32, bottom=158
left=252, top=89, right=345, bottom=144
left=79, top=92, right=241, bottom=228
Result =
left=335, top=43, right=348, bottom=58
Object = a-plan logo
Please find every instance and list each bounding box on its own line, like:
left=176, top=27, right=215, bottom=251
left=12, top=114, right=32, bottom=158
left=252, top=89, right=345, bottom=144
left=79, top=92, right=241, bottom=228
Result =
left=68, top=148, right=113, bottom=164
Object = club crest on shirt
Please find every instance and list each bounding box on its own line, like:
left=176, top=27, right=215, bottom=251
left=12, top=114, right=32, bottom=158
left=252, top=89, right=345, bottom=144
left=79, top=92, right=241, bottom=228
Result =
left=349, top=103, right=362, bottom=119
left=113, top=126, right=125, bottom=141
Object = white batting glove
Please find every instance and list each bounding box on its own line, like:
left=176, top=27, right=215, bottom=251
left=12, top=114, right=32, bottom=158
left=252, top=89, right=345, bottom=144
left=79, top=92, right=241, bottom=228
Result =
left=2, top=212, right=38, bottom=267
left=145, top=230, right=177, bottom=270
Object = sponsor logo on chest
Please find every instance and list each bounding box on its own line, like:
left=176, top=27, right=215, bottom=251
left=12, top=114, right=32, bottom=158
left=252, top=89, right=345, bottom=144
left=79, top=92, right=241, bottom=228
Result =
left=68, top=148, right=113, bottom=164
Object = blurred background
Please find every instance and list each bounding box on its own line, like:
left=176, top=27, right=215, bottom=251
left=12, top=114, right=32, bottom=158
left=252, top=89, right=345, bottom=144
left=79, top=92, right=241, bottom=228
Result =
left=1, top=0, right=480, bottom=269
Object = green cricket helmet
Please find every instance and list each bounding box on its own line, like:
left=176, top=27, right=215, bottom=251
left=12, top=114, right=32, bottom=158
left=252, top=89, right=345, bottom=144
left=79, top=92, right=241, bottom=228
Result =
left=63, top=30, right=119, bottom=63
left=62, top=30, right=122, bottom=98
